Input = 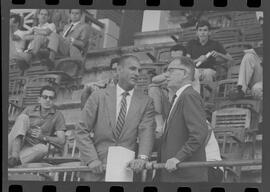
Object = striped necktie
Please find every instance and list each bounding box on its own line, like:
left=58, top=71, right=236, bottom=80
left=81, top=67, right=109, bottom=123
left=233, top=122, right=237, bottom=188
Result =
left=63, top=24, right=74, bottom=38
left=113, top=92, right=129, bottom=139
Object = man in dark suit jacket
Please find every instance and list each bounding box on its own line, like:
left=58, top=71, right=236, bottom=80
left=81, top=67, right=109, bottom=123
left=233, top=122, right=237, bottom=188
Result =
left=47, top=9, right=91, bottom=62
left=75, top=55, right=155, bottom=181
left=159, top=56, right=209, bottom=182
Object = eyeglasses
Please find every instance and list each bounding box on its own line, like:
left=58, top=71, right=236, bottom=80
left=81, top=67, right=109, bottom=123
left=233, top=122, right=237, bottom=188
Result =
left=41, top=95, right=55, bottom=100
left=167, top=68, right=186, bottom=74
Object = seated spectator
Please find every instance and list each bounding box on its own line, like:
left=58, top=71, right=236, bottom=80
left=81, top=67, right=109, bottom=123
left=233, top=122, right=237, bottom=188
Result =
left=44, top=9, right=91, bottom=64
left=9, top=14, right=31, bottom=71
left=80, top=57, right=119, bottom=109
left=8, top=86, right=66, bottom=167
left=186, top=20, right=232, bottom=82
left=234, top=46, right=263, bottom=99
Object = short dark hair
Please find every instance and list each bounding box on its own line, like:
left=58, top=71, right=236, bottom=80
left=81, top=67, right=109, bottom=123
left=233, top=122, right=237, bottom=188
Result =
left=196, top=20, right=211, bottom=30
left=170, top=44, right=187, bottom=56
left=39, top=85, right=57, bottom=98
left=172, top=57, right=195, bottom=81
left=110, top=57, right=119, bottom=69
left=118, top=55, right=139, bottom=67
left=69, top=9, right=83, bottom=15
left=37, top=9, right=50, bottom=15
left=10, top=14, right=21, bottom=25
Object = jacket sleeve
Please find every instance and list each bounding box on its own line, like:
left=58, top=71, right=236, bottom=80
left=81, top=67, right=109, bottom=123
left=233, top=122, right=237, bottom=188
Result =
left=174, top=92, right=208, bottom=162
left=74, top=90, right=100, bottom=165
left=137, top=98, right=156, bottom=157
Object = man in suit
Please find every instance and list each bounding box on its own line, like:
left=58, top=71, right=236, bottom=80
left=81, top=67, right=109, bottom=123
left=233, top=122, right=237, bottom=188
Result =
left=75, top=55, right=156, bottom=181
left=46, top=9, right=91, bottom=63
left=159, top=57, right=209, bottom=182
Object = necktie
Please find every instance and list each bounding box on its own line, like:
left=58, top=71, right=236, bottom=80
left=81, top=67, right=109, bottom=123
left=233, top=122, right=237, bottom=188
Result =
left=169, top=94, right=177, bottom=114
left=113, top=92, right=129, bottom=139
left=163, top=94, right=177, bottom=134
left=63, top=24, right=74, bottom=38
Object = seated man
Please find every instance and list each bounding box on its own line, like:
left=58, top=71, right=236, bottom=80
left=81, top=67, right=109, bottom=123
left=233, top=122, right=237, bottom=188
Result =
left=46, top=9, right=91, bottom=63
left=24, top=9, right=56, bottom=61
left=9, top=14, right=31, bottom=71
left=235, top=46, right=263, bottom=99
left=186, top=20, right=232, bottom=82
left=8, top=85, right=66, bottom=167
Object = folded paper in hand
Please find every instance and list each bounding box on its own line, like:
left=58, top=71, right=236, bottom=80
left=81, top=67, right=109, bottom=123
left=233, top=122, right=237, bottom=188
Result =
left=105, top=146, right=135, bottom=182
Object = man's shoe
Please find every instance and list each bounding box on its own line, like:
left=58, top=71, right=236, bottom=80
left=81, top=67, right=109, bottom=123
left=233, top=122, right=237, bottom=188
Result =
left=229, top=89, right=245, bottom=100
left=8, top=156, right=22, bottom=168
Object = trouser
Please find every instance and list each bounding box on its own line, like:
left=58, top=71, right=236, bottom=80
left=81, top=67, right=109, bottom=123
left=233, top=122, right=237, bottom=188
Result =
left=237, top=57, right=263, bottom=93
left=8, top=114, right=48, bottom=164
left=197, top=68, right=217, bottom=82
left=47, top=33, right=83, bottom=61
left=27, top=35, right=49, bottom=55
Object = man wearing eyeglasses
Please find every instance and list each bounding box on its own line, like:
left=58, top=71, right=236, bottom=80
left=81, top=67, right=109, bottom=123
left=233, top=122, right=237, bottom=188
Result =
left=158, top=57, right=208, bottom=182
left=8, top=85, right=66, bottom=167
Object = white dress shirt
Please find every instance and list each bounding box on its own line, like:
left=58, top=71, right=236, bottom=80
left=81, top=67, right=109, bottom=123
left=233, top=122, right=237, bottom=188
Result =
left=63, top=21, right=80, bottom=37
left=168, top=84, right=192, bottom=119
left=35, top=22, right=56, bottom=33
left=116, top=84, right=134, bottom=120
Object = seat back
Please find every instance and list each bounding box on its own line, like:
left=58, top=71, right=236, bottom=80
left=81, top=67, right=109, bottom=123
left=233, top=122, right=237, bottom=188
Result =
left=213, top=128, right=245, bottom=160
left=227, top=65, right=240, bottom=79
left=211, top=27, right=241, bottom=44
left=215, top=78, right=238, bottom=102
left=211, top=107, right=251, bottom=130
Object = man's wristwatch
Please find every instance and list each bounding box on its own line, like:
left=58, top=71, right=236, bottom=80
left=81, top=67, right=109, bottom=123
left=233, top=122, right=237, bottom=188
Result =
left=138, top=155, right=149, bottom=161
left=43, top=136, right=48, bottom=143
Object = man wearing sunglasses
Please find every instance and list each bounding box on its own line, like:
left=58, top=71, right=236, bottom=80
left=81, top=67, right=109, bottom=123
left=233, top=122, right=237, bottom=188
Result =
left=8, top=85, right=66, bottom=167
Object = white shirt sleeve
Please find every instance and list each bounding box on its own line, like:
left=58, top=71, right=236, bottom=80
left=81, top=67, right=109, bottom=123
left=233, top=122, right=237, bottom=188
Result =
left=48, top=23, right=56, bottom=33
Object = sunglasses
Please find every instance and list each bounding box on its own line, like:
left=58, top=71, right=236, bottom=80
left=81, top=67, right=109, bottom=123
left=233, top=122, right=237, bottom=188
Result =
left=167, top=68, right=186, bottom=73
left=41, top=95, right=55, bottom=100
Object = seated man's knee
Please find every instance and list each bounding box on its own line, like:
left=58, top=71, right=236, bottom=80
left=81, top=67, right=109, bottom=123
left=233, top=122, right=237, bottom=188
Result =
left=20, top=144, right=48, bottom=164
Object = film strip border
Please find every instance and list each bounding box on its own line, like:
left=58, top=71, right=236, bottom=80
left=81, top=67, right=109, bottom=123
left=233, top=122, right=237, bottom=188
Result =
left=10, top=0, right=262, bottom=7
left=4, top=0, right=265, bottom=192
left=8, top=183, right=261, bottom=192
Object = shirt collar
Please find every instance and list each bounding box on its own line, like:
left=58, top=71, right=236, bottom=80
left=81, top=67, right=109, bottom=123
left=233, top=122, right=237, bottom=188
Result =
left=244, top=49, right=262, bottom=63
left=70, top=21, right=80, bottom=26
left=33, top=105, right=56, bottom=114
left=196, top=37, right=211, bottom=46
left=38, top=22, right=49, bottom=27
left=175, top=84, right=192, bottom=98
left=116, top=84, right=134, bottom=98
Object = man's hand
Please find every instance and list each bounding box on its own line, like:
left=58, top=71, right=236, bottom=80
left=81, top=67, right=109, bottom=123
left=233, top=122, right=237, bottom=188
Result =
left=30, top=126, right=42, bottom=139
left=211, top=50, right=221, bottom=58
left=165, top=158, right=180, bottom=172
left=252, top=82, right=263, bottom=99
left=88, top=159, right=104, bottom=174
left=127, top=159, right=147, bottom=173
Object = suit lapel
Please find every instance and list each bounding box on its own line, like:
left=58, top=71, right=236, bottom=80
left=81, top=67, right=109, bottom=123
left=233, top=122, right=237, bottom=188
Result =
left=70, top=22, right=82, bottom=34
left=163, top=87, right=191, bottom=138
left=105, top=86, right=117, bottom=130
left=119, top=89, right=141, bottom=139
